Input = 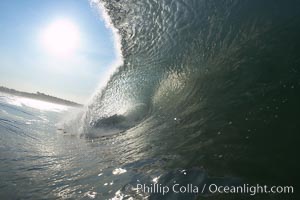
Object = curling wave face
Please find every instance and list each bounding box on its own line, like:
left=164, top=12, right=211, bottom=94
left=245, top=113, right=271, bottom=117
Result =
left=74, top=0, right=300, bottom=191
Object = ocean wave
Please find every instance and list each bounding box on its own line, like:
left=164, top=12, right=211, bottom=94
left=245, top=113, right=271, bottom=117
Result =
left=64, top=0, right=300, bottom=190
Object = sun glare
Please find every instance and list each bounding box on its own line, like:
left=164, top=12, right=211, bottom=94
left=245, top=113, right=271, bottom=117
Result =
left=41, top=19, right=80, bottom=56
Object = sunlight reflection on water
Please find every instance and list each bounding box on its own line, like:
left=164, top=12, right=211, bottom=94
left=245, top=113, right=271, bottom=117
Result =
left=3, top=94, right=69, bottom=112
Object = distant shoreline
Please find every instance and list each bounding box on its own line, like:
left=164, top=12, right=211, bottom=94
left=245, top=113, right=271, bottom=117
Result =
left=0, top=86, right=82, bottom=107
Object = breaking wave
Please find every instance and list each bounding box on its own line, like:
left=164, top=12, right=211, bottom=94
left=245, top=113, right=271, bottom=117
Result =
left=65, top=0, right=300, bottom=191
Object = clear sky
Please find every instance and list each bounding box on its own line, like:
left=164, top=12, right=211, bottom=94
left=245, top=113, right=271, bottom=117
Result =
left=0, top=0, right=116, bottom=103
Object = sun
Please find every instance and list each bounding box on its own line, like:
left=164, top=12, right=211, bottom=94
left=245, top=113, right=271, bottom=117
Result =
left=41, top=19, right=80, bottom=56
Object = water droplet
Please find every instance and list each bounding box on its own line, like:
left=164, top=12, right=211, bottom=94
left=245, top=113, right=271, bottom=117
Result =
left=180, top=170, right=187, bottom=175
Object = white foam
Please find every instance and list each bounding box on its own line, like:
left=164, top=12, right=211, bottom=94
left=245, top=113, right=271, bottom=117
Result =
left=88, top=0, right=124, bottom=104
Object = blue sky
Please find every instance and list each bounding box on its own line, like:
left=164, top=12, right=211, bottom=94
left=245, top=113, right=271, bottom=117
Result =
left=0, top=0, right=116, bottom=103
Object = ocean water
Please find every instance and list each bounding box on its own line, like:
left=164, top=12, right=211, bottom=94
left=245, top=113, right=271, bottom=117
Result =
left=1, top=0, right=300, bottom=199
left=0, top=93, right=158, bottom=199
